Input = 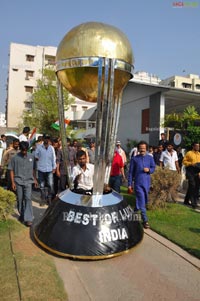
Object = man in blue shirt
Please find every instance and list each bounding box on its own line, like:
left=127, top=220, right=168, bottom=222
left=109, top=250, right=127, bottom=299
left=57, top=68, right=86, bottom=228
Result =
left=128, top=141, right=155, bottom=229
left=35, top=134, right=56, bottom=206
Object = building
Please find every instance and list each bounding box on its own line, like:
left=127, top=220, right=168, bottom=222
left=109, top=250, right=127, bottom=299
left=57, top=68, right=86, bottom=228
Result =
left=160, top=74, right=200, bottom=91
left=117, top=79, right=200, bottom=149
left=6, top=43, right=57, bottom=128
left=6, top=43, right=200, bottom=145
left=6, top=42, right=96, bottom=130
left=0, top=112, right=6, bottom=127
left=132, top=71, right=161, bottom=85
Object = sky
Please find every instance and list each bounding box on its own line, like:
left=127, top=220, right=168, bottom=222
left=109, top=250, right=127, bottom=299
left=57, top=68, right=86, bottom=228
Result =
left=0, top=0, right=200, bottom=113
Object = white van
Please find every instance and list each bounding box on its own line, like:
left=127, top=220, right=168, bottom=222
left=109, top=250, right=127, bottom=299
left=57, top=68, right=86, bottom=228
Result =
left=5, top=133, right=19, bottom=146
left=0, top=133, right=19, bottom=164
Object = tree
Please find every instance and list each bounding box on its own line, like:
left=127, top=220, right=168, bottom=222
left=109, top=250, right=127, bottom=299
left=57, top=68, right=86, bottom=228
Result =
left=182, top=105, right=200, bottom=128
left=21, top=69, right=75, bottom=136
left=184, top=125, right=200, bottom=150
left=164, top=112, right=182, bottom=129
left=164, top=106, right=200, bottom=129
left=164, top=105, right=200, bottom=149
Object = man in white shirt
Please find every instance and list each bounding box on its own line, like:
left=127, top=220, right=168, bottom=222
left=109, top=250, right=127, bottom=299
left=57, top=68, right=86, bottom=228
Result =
left=19, top=127, right=30, bottom=142
left=72, top=150, right=94, bottom=195
left=0, top=134, right=7, bottom=150
left=160, top=142, right=180, bottom=173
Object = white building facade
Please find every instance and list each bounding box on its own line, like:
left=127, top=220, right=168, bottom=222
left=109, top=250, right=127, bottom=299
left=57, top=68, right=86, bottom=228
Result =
left=160, top=74, right=200, bottom=91
left=132, top=71, right=161, bottom=85
left=118, top=80, right=200, bottom=150
left=6, top=43, right=96, bottom=129
left=0, top=112, right=6, bottom=127
left=7, top=43, right=200, bottom=144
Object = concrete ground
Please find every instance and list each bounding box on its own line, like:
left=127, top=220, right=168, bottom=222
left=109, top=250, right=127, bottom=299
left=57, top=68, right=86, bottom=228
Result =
left=54, top=233, right=200, bottom=301
left=31, top=191, right=200, bottom=301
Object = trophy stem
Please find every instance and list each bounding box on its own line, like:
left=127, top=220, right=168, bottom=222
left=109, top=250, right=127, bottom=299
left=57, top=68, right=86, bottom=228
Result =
left=93, top=58, right=122, bottom=197
left=57, top=80, right=72, bottom=189
left=104, top=92, right=123, bottom=185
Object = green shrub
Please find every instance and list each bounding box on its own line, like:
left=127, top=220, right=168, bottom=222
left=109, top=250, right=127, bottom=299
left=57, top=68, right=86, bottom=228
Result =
left=148, top=166, right=181, bottom=209
left=126, top=138, right=138, bottom=154
left=0, top=187, right=16, bottom=221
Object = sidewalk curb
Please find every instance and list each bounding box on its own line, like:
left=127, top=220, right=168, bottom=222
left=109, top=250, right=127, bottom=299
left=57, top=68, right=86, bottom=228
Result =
left=144, top=228, right=200, bottom=270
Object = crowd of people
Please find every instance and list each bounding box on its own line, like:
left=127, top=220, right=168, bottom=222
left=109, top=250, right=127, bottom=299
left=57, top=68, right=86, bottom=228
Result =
left=0, top=129, right=199, bottom=229
left=127, top=134, right=200, bottom=229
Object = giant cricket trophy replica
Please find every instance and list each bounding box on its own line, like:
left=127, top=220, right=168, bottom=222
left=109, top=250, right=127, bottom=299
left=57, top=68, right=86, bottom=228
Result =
left=34, top=22, right=144, bottom=259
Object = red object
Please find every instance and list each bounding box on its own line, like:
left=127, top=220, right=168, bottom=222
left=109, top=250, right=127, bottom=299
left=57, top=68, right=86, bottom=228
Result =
left=127, top=187, right=133, bottom=194
left=110, top=152, right=124, bottom=176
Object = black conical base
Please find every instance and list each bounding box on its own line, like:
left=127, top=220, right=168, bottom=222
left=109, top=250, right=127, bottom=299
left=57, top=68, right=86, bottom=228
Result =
left=34, top=189, right=143, bottom=260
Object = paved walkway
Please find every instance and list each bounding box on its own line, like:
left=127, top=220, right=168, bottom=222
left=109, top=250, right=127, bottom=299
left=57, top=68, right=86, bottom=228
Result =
left=32, top=191, right=200, bottom=301
left=54, top=233, right=200, bottom=301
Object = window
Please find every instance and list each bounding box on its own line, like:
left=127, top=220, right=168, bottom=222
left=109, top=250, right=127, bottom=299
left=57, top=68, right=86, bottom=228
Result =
left=82, top=106, right=88, bottom=111
left=170, top=81, right=175, bottom=87
left=141, top=108, right=150, bottom=134
left=195, top=84, right=200, bottom=90
left=12, top=68, right=18, bottom=72
left=45, top=55, right=55, bottom=66
left=71, top=105, right=77, bottom=112
left=25, top=86, right=33, bottom=93
left=25, top=70, right=34, bottom=80
left=26, top=55, right=34, bottom=62
left=24, top=102, right=32, bottom=109
left=182, top=82, right=192, bottom=89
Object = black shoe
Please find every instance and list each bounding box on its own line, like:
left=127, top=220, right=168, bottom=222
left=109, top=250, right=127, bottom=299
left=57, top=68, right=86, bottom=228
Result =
left=39, top=202, right=46, bottom=207
left=143, top=222, right=150, bottom=229
left=47, top=199, right=52, bottom=206
left=184, top=200, right=191, bottom=206
left=18, top=215, right=24, bottom=223
left=25, top=221, right=32, bottom=227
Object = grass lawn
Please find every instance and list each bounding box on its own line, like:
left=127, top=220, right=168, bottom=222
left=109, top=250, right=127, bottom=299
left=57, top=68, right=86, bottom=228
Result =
left=0, top=219, right=67, bottom=301
left=120, top=186, right=135, bottom=206
left=120, top=186, right=200, bottom=259
left=147, top=204, right=200, bottom=259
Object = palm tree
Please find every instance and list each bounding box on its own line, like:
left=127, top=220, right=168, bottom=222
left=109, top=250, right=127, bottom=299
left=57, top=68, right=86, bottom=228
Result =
left=182, top=106, right=200, bottom=127
left=164, top=106, right=200, bottom=129
left=164, top=112, right=182, bottom=129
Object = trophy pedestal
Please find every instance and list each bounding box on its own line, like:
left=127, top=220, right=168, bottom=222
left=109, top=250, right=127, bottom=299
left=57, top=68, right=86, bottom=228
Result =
left=34, top=189, right=144, bottom=260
